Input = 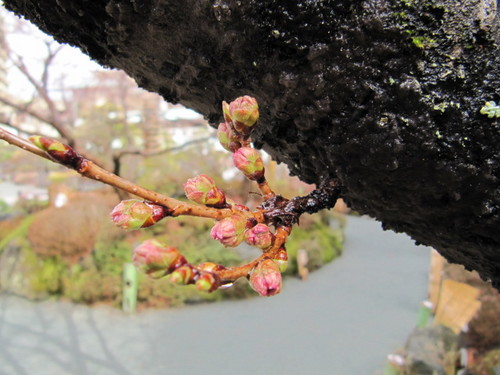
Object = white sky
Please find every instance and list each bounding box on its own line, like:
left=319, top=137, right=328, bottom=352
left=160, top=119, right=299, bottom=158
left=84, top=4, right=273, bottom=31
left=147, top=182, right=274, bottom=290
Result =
left=1, top=5, right=106, bottom=98
left=1, top=5, right=207, bottom=124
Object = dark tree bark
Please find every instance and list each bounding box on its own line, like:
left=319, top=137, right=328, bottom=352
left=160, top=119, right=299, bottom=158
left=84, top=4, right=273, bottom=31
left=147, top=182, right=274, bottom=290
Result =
left=3, top=0, right=500, bottom=288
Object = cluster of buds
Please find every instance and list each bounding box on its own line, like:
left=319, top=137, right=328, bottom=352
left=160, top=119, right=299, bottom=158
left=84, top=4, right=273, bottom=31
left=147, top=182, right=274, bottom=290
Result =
left=3, top=95, right=335, bottom=300
left=107, top=96, right=292, bottom=298
left=217, top=96, right=265, bottom=181
left=133, top=239, right=221, bottom=291
left=209, top=214, right=277, bottom=252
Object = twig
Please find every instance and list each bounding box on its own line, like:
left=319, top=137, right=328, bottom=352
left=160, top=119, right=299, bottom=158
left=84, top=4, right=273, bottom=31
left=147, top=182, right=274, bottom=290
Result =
left=0, top=126, right=51, bottom=160
left=0, top=127, right=236, bottom=220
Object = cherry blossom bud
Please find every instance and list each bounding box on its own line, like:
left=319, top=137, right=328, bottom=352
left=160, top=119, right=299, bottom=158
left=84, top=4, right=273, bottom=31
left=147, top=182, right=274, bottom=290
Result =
left=195, top=272, right=219, bottom=292
left=210, top=214, right=247, bottom=247
left=273, top=248, right=289, bottom=272
left=133, top=240, right=186, bottom=279
left=245, top=224, right=274, bottom=249
left=229, top=96, right=259, bottom=128
left=249, top=258, right=282, bottom=297
left=183, top=174, right=226, bottom=207
left=110, top=199, right=169, bottom=230
left=169, top=265, right=195, bottom=285
left=233, top=147, right=265, bottom=181
left=29, top=136, right=79, bottom=167
left=217, top=122, right=241, bottom=152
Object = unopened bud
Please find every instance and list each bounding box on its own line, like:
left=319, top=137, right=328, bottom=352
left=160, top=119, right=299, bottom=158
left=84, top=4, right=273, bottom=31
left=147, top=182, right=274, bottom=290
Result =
left=245, top=224, right=274, bottom=249
left=273, top=248, right=289, bottom=272
left=29, top=136, right=79, bottom=167
left=133, top=240, right=186, bottom=279
left=183, top=174, right=226, bottom=207
left=169, top=265, right=195, bottom=285
left=110, top=199, right=168, bottom=230
left=233, top=147, right=265, bottom=181
left=249, top=259, right=282, bottom=297
left=217, top=122, right=241, bottom=152
left=195, top=272, right=219, bottom=292
left=210, top=214, right=247, bottom=247
left=198, top=262, right=226, bottom=272
left=229, top=96, right=259, bottom=129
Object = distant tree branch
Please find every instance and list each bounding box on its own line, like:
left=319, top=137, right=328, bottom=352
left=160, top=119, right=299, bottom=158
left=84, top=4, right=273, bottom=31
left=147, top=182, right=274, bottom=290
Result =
left=111, top=136, right=215, bottom=176
left=0, top=114, right=41, bottom=137
left=0, top=94, right=74, bottom=144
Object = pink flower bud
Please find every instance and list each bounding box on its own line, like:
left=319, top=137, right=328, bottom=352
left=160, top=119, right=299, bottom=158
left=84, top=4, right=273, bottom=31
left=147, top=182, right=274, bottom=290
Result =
left=183, top=174, right=226, bottom=207
left=110, top=200, right=169, bottom=230
left=233, top=147, right=265, bottom=181
left=210, top=214, right=247, bottom=247
left=217, top=122, right=241, bottom=152
left=169, top=265, right=195, bottom=285
left=229, top=96, right=259, bottom=128
left=245, top=224, right=274, bottom=249
left=249, top=258, right=282, bottom=297
left=133, top=240, right=186, bottom=279
left=195, top=272, right=219, bottom=292
left=29, top=135, right=79, bottom=167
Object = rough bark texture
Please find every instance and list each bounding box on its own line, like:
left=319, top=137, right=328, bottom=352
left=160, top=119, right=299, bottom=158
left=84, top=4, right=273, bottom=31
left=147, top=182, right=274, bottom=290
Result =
left=4, top=0, right=500, bottom=288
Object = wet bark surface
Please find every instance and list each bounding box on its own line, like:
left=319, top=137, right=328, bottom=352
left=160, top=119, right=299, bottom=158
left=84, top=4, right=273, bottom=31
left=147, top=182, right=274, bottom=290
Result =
left=4, top=0, right=499, bottom=288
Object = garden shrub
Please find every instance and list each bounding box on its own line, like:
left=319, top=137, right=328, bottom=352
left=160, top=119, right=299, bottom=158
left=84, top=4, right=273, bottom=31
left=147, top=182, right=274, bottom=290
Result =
left=28, top=192, right=117, bottom=262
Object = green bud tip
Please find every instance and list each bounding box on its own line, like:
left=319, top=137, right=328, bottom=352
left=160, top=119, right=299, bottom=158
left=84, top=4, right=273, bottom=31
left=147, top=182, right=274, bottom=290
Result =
left=232, top=147, right=265, bottom=181
left=228, top=96, right=259, bottom=128
left=183, top=174, right=226, bottom=207
left=195, top=272, right=219, bottom=292
left=168, top=265, right=194, bottom=285
left=217, top=122, right=242, bottom=152
left=110, top=200, right=167, bottom=230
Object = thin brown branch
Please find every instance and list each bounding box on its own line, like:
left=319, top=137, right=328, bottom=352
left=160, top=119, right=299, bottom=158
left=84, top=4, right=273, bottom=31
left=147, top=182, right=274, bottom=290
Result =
left=257, top=178, right=275, bottom=199
left=0, top=128, right=238, bottom=220
left=0, top=126, right=51, bottom=160
left=78, top=158, right=235, bottom=220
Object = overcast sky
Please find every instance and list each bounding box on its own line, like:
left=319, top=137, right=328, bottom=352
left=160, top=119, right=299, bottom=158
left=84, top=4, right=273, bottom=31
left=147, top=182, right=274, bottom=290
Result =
left=2, top=5, right=105, bottom=98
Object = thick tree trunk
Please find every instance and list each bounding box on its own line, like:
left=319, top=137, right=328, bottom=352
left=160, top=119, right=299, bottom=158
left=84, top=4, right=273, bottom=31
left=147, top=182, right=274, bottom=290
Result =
left=4, top=0, right=500, bottom=288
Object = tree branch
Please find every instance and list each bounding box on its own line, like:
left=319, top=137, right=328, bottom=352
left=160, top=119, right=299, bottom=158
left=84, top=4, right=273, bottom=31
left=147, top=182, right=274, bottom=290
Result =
left=0, top=94, right=73, bottom=142
left=0, top=126, right=236, bottom=220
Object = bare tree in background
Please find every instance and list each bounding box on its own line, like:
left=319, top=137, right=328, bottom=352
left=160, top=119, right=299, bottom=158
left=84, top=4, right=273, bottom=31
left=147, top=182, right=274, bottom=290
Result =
left=0, top=10, right=212, bottom=180
left=0, top=11, right=78, bottom=146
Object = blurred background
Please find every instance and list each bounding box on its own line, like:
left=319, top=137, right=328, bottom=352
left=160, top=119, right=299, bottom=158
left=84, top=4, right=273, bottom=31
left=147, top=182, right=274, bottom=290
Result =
left=0, top=5, right=498, bottom=375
